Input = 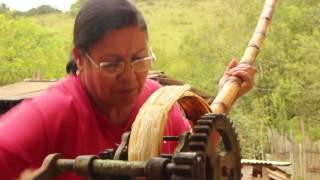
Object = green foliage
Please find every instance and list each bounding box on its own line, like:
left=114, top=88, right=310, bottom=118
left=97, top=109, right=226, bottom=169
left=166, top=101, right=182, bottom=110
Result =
left=69, top=0, right=86, bottom=17
left=0, top=14, right=70, bottom=85
left=23, top=5, right=62, bottom=16
left=8, top=5, right=62, bottom=17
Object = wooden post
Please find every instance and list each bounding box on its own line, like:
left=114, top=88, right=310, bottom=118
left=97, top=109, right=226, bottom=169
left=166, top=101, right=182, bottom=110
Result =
left=300, top=119, right=307, bottom=178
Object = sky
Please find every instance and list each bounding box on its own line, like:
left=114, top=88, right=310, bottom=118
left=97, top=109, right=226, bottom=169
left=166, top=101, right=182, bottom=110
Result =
left=0, top=0, right=77, bottom=12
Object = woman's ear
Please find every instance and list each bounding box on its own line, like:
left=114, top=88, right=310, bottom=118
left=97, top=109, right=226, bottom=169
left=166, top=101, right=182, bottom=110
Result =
left=72, top=47, right=84, bottom=71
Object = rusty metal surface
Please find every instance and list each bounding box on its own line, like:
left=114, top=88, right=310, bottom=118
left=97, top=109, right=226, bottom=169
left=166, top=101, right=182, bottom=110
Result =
left=241, top=159, right=292, bottom=177
left=187, top=113, right=242, bottom=180
left=148, top=71, right=214, bottom=103
left=241, top=159, right=291, bottom=166
left=31, top=113, right=240, bottom=180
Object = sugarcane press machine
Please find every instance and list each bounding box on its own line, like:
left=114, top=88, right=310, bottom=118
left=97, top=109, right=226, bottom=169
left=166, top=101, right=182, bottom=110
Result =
left=33, top=113, right=241, bottom=180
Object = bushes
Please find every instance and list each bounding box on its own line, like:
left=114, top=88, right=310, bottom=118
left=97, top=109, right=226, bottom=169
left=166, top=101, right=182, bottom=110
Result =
left=0, top=14, right=70, bottom=85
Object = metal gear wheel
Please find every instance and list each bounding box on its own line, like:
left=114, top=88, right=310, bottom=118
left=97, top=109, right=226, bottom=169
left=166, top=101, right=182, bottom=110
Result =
left=171, top=113, right=241, bottom=180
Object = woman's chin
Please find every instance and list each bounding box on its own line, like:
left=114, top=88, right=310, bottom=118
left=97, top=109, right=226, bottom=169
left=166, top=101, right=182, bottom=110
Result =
left=112, top=92, right=139, bottom=106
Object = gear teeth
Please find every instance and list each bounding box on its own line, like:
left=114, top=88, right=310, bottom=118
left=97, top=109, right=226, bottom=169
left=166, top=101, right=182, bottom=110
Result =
left=171, top=175, right=193, bottom=180
left=171, top=164, right=192, bottom=175
left=172, top=153, right=198, bottom=177
left=202, top=113, right=226, bottom=120
left=188, top=141, right=206, bottom=151
left=195, top=119, right=213, bottom=128
left=228, top=118, right=242, bottom=154
left=190, top=133, right=208, bottom=142
left=193, top=125, right=211, bottom=134
left=172, top=113, right=241, bottom=180
left=173, top=154, right=196, bottom=164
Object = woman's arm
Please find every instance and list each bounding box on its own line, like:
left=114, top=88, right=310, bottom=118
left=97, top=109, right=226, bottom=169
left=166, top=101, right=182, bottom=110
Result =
left=0, top=100, right=48, bottom=179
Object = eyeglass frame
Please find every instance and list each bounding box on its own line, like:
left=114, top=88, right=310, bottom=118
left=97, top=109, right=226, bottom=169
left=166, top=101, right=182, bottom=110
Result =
left=82, top=48, right=156, bottom=76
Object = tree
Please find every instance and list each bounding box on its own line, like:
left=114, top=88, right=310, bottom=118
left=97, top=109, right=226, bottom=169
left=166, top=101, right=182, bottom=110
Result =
left=0, top=3, right=9, bottom=14
left=69, top=0, right=86, bottom=17
left=0, top=14, right=69, bottom=85
left=24, top=5, right=62, bottom=16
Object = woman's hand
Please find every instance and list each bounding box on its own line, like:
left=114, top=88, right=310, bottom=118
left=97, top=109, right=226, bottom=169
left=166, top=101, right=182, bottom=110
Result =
left=218, top=58, right=256, bottom=98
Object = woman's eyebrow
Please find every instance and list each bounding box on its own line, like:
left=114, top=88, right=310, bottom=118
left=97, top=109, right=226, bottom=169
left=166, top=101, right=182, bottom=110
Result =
left=134, top=47, right=148, bottom=55
left=101, top=47, right=148, bottom=59
left=102, top=53, right=122, bottom=59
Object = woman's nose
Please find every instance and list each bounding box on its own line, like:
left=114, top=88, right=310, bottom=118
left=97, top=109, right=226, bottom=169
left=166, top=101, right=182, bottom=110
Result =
left=117, top=58, right=136, bottom=82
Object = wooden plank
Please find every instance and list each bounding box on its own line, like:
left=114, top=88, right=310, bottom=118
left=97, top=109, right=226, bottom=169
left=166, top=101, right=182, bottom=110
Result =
left=0, top=81, right=56, bottom=101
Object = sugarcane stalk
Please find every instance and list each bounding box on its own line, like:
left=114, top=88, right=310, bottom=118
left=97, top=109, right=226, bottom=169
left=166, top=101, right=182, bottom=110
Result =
left=210, top=0, right=278, bottom=113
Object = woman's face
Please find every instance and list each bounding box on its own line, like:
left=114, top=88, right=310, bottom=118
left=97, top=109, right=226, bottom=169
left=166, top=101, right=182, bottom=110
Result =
left=78, top=26, right=149, bottom=110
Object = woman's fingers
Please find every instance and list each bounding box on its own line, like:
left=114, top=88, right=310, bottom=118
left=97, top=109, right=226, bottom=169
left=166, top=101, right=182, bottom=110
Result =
left=226, top=64, right=256, bottom=75
left=230, top=68, right=256, bottom=81
left=220, top=60, right=256, bottom=98
left=226, top=58, right=238, bottom=70
left=231, top=70, right=255, bottom=97
left=219, top=58, right=256, bottom=98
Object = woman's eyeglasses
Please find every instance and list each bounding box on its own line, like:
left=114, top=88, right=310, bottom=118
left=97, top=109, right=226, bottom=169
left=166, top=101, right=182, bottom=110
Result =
left=83, top=48, right=156, bottom=76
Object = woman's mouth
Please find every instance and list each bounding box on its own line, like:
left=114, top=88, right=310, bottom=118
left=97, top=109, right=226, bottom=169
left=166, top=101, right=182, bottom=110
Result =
left=114, top=88, right=138, bottom=94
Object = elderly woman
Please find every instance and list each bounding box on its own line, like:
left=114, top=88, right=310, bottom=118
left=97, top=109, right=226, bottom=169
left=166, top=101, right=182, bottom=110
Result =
left=0, top=0, right=255, bottom=179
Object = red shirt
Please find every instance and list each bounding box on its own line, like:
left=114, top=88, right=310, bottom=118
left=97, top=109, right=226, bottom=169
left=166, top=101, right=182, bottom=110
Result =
left=0, top=75, right=190, bottom=180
